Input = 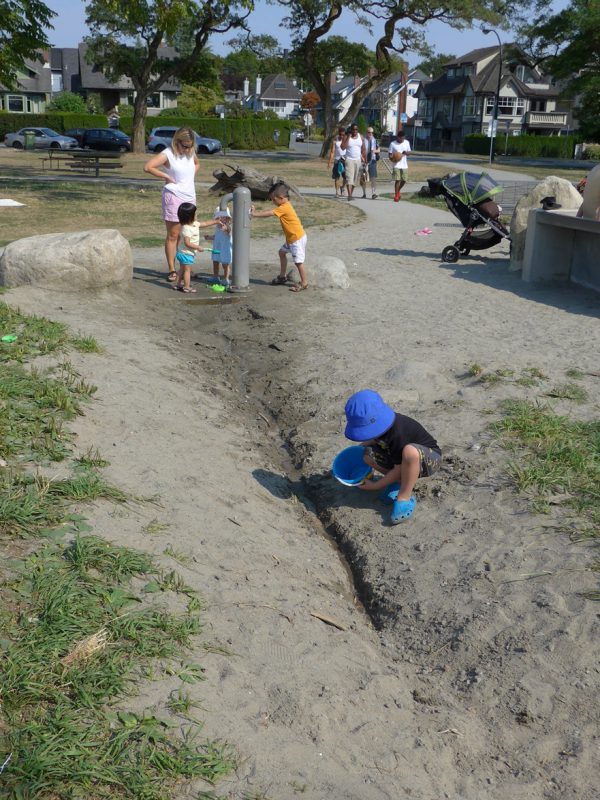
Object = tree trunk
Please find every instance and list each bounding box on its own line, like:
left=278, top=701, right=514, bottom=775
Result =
left=209, top=163, right=303, bottom=200
left=131, top=95, right=148, bottom=154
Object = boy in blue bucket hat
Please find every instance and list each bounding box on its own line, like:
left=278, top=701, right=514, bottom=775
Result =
left=344, top=389, right=441, bottom=524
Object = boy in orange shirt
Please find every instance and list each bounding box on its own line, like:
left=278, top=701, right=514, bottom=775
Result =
left=250, top=182, right=308, bottom=292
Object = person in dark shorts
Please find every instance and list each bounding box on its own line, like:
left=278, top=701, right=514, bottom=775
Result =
left=344, top=389, right=442, bottom=524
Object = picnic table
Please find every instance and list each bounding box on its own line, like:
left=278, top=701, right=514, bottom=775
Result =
left=40, top=149, right=124, bottom=178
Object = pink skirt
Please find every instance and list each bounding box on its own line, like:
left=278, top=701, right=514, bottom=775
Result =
left=162, top=189, right=184, bottom=223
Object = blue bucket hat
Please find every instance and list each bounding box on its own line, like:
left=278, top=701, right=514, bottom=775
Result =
left=344, top=389, right=395, bottom=441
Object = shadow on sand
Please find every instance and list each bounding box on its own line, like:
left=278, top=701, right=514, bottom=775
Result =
left=252, top=467, right=392, bottom=524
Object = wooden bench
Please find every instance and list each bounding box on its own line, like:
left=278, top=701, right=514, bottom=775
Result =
left=523, top=209, right=600, bottom=292
left=40, top=150, right=123, bottom=178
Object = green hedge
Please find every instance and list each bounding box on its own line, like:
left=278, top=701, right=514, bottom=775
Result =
left=0, top=111, right=295, bottom=149
left=121, top=116, right=295, bottom=149
left=464, top=132, right=582, bottom=159
left=0, top=112, right=107, bottom=138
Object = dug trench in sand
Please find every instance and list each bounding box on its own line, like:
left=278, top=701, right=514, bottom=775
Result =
left=178, top=187, right=599, bottom=800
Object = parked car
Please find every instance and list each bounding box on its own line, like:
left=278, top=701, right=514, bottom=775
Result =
left=64, top=128, right=131, bottom=152
left=294, top=130, right=305, bottom=142
left=147, top=126, right=221, bottom=155
left=4, top=127, right=78, bottom=150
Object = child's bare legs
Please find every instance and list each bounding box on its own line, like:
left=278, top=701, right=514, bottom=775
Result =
left=364, top=444, right=420, bottom=500
left=222, top=262, right=231, bottom=282
left=212, top=259, right=220, bottom=280
left=289, top=261, right=308, bottom=292
left=277, top=248, right=289, bottom=280
left=176, top=264, right=196, bottom=292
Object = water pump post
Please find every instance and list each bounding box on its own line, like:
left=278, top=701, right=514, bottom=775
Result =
left=223, top=186, right=251, bottom=293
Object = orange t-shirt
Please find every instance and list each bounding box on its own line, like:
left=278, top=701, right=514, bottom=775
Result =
left=272, top=201, right=305, bottom=244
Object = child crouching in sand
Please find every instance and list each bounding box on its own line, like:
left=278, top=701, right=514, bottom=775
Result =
left=175, top=203, right=223, bottom=293
left=344, top=389, right=442, bottom=524
left=250, top=182, right=308, bottom=292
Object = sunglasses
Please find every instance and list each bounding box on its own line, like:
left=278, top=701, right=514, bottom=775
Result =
left=179, top=142, right=194, bottom=149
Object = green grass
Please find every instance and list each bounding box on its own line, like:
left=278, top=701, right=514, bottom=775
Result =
left=0, top=537, right=234, bottom=798
left=492, top=400, right=600, bottom=529
left=545, top=383, right=588, bottom=403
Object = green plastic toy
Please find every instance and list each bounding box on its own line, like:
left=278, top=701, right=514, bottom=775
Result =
left=1, top=334, right=17, bottom=343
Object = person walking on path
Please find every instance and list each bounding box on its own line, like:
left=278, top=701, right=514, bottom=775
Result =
left=388, top=130, right=411, bottom=202
left=364, top=127, right=380, bottom=199
left=327, top=126, right=347, bottom=197
left=144, top=127, right=199, bottom=282
left=341, top=123, right=366, bottom=202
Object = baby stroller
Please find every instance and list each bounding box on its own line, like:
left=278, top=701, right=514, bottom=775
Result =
left=427, top=172, right=511, bottom=263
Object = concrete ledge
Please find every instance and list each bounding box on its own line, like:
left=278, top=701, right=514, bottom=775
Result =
left=522, top=209, right=600, bottom=291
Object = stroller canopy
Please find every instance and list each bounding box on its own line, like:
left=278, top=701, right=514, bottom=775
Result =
left=443, top=172, right=503, bottom=206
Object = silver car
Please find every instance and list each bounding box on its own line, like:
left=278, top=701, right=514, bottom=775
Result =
left=4, top=127, right=79, bottom=150
left=147, top=126, right=221, bottom=155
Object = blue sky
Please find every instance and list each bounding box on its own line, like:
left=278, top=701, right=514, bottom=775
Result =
left=44, top=1, right=567, bottom=67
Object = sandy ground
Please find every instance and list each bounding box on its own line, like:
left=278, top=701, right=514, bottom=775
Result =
left=5, top=186, right=600, bottom=800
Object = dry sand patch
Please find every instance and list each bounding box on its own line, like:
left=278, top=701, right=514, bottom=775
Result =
left=5, top=193, right=599, bottom=800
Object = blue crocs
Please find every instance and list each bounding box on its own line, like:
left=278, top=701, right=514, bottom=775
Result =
left=379, top=482, right=400, bottom=504
left=390, top=495, right=416, bottom=524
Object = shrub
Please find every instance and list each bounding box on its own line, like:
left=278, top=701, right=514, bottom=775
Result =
left=583, top=143, right=600, bottom=160
left=0, top=112, right=107, bottom=138
left=47, top=91, right=87, bottom=113
left=464, top=133, right=582, bottom=159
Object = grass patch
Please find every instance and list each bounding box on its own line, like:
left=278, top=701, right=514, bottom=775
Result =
left=0, top=178, right=361, bottom=248
left=0, top=537, right=234, bottom=798
left=545, top=383, right=588, bottom=403
left=75, top=445, right=110, bottom=469
left=70, top=334, right=102, bottom=353
left=491, top=400, right=600, bottom=527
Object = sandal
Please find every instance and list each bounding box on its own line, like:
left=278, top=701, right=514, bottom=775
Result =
left=289, top=283, right=309, bottom=293
left=379, top=482, right=400, bottom=504
left=390, top=495, right=416, bottom=524
left=271, top=274, right=289, bottom=285
left=166, top=271, right=178, bottom=282
left=174, top=285, right=196, bottom=293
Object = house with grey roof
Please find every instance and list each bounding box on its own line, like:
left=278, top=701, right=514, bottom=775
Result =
left=2, top=45, right=181, bottom=117
left=0, top=53, right=51, bottom=113
left=244, top=74, right=302, bottom=118
left=413, top=45, right=573, bottom=150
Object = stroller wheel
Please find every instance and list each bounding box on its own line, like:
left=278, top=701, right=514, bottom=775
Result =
left=442, top=245, right=459, bottom=263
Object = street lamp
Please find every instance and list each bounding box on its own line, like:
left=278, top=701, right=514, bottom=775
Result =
left=482, top=27, right=503, bottom=164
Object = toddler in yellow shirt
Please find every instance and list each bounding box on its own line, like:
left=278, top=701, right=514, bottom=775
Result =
left=250, top=182, right=308, bottom=292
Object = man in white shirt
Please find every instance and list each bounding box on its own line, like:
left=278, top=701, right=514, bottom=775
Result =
left=388, top=130, right=411, bottom=202
left=341, top=123, right=366, bottom=201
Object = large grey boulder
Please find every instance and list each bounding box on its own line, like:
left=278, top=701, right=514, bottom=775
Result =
left=0, top=229, right=132, bottom=290
left=312, top=255, right=350, bottom=289
left=509, top=176, right=582, bottom=271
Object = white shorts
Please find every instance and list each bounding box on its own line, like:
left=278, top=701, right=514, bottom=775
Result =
left=280, top=233, right=307, bottom=264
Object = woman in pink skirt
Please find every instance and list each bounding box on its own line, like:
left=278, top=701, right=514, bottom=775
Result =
left=144, top=127, right=199, bottom=282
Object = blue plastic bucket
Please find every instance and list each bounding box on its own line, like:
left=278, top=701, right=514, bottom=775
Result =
left=332, top=445, right=373, bottom=486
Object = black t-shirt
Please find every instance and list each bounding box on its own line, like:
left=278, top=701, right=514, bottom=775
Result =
left=371, top=413, right=440, bottom=464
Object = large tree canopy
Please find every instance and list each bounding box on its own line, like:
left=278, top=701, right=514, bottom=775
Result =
left=416, top=52, right=457, bottom=79
left=519, top=0, right=600, bottom=140
left=273, top=0, right=522, bottom=155
left=84, top=0, right=253, bottom=152
left=0, top=0, right=55, bottom=88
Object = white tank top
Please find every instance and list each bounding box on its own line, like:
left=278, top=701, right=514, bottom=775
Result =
left=345, top=134, right=363, bottom=160
left=334, top=138, right=346, bottom=160
left=163, top=146, right=196, bottom=202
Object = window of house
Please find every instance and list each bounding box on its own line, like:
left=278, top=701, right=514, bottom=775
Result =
left=8, top=95, right=24, bottom=112
left=418, top=98, right=432, bottom=116
left=486, top=95, right=522, bottom=115
left=447, top=68, right=455, bottom=77
left=439, top=97, right=452, bottom=116
left=463, top=65, right=473, bottom=76
left=530, top=99, right=546, bottom=112
left=147, top=93, right=161, bottom=108
left=274, top=81, right=286, bottom=89
left=515, top=65, right=525, bottom=81
left=463, top=96, right=477, bottom=115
